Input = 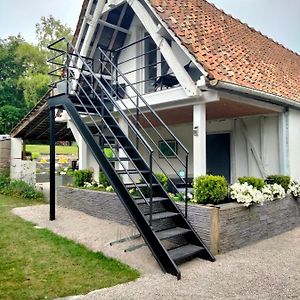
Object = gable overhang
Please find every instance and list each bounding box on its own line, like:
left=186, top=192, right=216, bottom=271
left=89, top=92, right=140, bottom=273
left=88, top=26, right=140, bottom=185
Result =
left=140, top=0, right=208, bottom=78
left=74, top=0, right=203, bottom=97
left=208, top=80, right=300, bottom=111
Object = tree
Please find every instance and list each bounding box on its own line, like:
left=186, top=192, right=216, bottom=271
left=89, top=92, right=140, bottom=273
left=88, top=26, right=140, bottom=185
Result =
left=0, top=105, right=26, bottom=133
left=0, top=16, right=73, bottom=133
left=18, top=74, right=49, bottom=109
left=36, top=15, right=72, bottom=50
left=0, top=36, right=26, bottom=108
left=15, top=41, right=50, bottom=109
left=15, top=42, right=49, bottom=74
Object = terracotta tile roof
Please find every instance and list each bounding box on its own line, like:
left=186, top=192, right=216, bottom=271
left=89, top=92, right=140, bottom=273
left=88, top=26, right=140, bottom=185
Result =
left=149, top=0, right=300, bottom=102
left=72, top=0, right=90, bottom=45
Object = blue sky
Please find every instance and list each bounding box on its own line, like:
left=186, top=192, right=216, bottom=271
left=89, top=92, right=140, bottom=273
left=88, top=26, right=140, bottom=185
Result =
left=0, top=0, right=83, bottom=43
left=208, top=0, right=300, bottom=54
left=0, top=0, right=299, bottom=54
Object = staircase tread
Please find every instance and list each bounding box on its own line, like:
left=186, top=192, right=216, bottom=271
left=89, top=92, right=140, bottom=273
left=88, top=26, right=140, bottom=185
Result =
left=125, top=183, right=159, bottom=188
left=148, top=211, right=179, bottom=221
left=168, top=244, right=204, bottom=262
left=108, top=157, right=140, bottom=162
left=103, top=145, right=132, bottom=149
left=116, top=169, right=149, bottom=174
left=134, top=197, right=168, bottom=204
left=156, top=227, right=191, bottom=240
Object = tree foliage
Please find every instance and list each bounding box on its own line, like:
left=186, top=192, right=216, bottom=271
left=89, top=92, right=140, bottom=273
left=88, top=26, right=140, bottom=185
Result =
left=0, top=15, right=72, bottom=134
left=36, top=15, right=72, bottom=50
left=18, top=74, right=50, bottom=109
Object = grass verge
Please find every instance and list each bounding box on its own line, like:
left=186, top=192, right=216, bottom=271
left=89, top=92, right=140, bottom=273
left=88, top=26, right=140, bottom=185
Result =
left=0, top=195, right=139, bottom=299
left=26, top=145, right=78, bottom=156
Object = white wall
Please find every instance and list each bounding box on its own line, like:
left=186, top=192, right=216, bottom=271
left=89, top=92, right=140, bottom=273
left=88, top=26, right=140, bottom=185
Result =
left=129, top=122, right=193, bottom=177
left=116, top=16, right=199, bottom=96
left=129, top=114, right=280, bottom=182
left=68, top=120, right=99, bottom=182
left=11, top=160, right=36, bottom=185
left=232, top=116, right=280, bottom=181
left=116, top=15, right=142, bottom=96
left=288, top=109, right=300, bottom=180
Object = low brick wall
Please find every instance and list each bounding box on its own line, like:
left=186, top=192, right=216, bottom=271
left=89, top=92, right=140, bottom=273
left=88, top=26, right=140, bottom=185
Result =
left=57, top=187, right=300, bottom=255
left=0, top=140, right=11, bottom=171
left=217, top=197, right=300, bottom=252
left=57, top=187, right=134, bottom=226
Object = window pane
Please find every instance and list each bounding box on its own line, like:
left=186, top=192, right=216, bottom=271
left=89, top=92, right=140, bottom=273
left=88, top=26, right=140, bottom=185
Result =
left=159, top=140, right=177, bottom=158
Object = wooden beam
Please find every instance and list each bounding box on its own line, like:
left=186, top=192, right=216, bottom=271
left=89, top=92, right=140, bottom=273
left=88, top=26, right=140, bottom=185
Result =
left=98, top=19, right=130, bottom=34
left=240, top=119, right=267, bottom=178
left=11, top=101, right=48, bottom=138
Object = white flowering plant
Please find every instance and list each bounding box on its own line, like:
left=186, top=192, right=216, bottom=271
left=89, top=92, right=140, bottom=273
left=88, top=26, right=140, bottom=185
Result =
left=105, top=185, right=114, bottom=192
left=288, top=180, right=300, bottom=198
left=83, top=181, right=92, bottom=188
left=262, top=183, right=285, bottom=201
left=230, top=182, right=265, bottom=207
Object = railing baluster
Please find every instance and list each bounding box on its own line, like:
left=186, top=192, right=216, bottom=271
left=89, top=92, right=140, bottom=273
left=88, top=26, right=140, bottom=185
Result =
left=48, top=37, right=190, bottom=220
left=136, top=96, right=140, bottom=149
left=66, top=45, right=69, bottom=94
left=185, top=154, right=188, bottom=218
left=149, top=152, right=153, bottom=226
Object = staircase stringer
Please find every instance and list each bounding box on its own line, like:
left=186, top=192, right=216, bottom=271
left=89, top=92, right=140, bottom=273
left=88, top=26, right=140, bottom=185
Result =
left=48, top=94, right=182, bottom=279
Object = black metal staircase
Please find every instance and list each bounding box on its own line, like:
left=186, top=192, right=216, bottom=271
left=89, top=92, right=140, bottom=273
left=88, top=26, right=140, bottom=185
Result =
left=47, top=37, right=215, bottom=279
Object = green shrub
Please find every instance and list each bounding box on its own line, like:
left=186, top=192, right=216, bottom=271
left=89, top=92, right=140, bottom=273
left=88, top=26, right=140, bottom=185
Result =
left=266, top=175, right=290, bottom=192
left=0, top=172, right=10, bottom=189
left=99, top=171, right=109, bottom=188
left=155, top=173, right=168, bottom=189
left=31, top=152, right=41, bottom=160
left=193, top=175, right=228, bottom=204
left=1, top=179, right=44, bottom=200
left=238, top=176, right=265, bottom=190
left=73, top=169, right=93, bottom=187
left=103, top=148, right=113, bottom=159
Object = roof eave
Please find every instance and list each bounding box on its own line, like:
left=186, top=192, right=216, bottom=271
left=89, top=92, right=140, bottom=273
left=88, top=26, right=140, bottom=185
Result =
left=208, top=80, right=300, bottom=110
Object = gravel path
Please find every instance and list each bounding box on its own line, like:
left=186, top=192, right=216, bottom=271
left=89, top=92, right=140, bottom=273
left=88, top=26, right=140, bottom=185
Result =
left=13, top=205, right=300, bottom=300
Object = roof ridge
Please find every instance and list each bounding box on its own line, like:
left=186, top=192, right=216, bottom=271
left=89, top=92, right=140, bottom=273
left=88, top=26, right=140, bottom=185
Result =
left=206, top=0, right=300, bottom=57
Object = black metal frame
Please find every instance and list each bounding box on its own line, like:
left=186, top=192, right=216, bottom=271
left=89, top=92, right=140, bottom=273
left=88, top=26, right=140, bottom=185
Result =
left=47, top=36, right=215, bottom=279
left=112, top=35, right=178, bottom=93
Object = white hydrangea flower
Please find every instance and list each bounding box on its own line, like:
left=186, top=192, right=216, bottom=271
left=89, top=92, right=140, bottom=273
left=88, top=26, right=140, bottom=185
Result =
left=106, top=185, right=114, bottom=192
left=288, top=180, right=300, bottom=198
left=230, top=182, right=264, bottom=207
left=262, top=184, right=285, bottom=201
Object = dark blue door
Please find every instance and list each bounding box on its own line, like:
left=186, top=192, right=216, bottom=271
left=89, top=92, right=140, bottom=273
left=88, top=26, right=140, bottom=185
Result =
left=206, top=133, right=231, bottom=182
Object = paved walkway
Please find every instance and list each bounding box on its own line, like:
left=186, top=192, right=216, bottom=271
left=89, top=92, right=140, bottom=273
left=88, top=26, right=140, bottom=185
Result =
left=13, top=205, right=300, bottom=300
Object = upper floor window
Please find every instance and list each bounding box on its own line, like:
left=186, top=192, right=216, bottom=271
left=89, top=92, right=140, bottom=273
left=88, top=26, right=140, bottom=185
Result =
left=144, top=34, right=169, bottom=94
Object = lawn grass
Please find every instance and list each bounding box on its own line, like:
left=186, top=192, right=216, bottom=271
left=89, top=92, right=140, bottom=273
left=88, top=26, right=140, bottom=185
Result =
left=0, top=195, right=139, bottom=299
left=26, top=144, right=78, bottom=156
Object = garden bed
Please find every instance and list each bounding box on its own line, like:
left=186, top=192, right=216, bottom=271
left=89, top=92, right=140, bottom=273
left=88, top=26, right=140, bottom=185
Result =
left=57, top=187, right=300, bottom=255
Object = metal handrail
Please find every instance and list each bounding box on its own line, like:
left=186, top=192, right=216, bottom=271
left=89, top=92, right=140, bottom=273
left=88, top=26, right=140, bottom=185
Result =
left=98, top=46, right=189, bottom=154
left=96, top=61, right=187, bottom=170
left=97, top=46, right=189, bottom=214
left=72, top=83, right=151, bottom=205
left=48, top=37, right=154, bottom=155
left=48, top=36, right=189, bottom=218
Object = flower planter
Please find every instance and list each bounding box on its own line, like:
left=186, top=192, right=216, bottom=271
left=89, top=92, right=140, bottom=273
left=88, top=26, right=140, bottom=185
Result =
left=55, top=175, right=74, bottom=186
left=57, top=187, right=300, bottom=255
left=36, top=173, right=50, bottom=183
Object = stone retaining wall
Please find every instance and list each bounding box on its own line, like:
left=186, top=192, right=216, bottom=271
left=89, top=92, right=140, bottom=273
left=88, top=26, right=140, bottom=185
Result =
left=57, top=187, right=300, bottom=255
left=57, top=187, right=134, bottom=226
left=0, top=140, right=11, bottom=171
left=217, top=198, right=300, bottom=252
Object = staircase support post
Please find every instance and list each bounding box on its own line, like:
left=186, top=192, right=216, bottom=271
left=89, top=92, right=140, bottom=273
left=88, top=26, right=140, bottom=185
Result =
left=49, top=107, right=56, bottom=221
left=193, top=103, right=206, bottom=176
